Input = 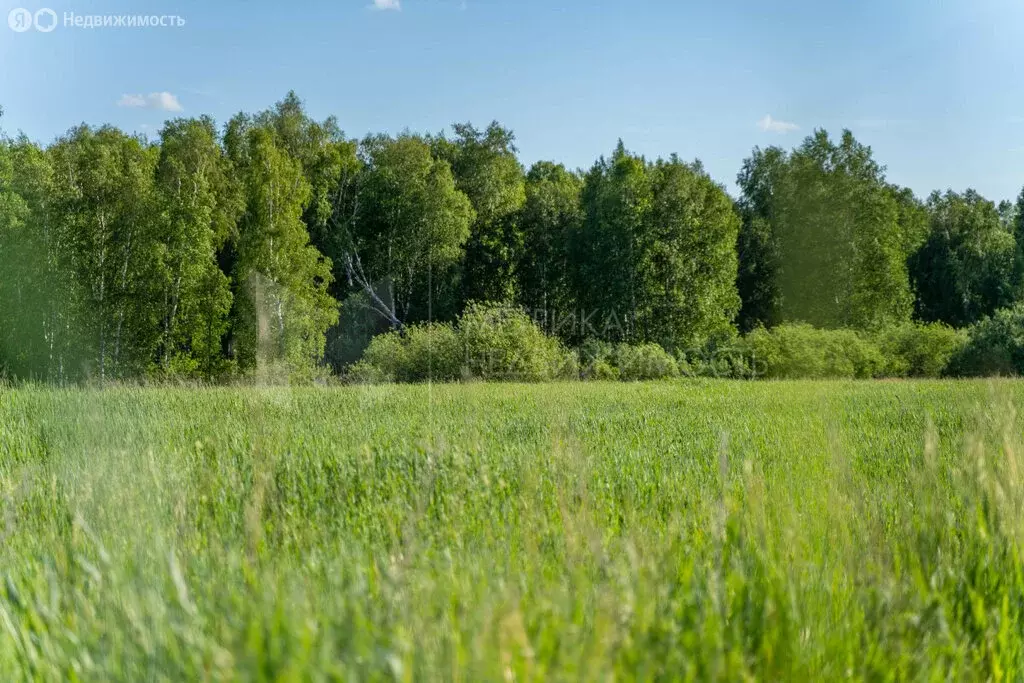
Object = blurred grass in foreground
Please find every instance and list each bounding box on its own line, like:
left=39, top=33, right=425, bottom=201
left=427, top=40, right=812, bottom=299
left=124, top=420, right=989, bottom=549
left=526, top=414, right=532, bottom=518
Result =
left=1, top=380, right=1024, bottom=681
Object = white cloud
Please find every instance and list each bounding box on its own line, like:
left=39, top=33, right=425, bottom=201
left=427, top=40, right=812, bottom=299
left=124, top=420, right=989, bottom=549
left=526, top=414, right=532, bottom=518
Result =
left=117, top=92, right=184, bottom=112
left=117, top=94, right=147, bottom=108
left=371, top=0, right=401, bottom=10
left=757, top=115, right=799, bottom=134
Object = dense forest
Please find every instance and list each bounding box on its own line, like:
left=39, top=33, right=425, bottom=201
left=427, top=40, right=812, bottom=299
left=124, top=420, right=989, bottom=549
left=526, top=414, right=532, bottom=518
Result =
left=2, top=93, right=1023, bottom=382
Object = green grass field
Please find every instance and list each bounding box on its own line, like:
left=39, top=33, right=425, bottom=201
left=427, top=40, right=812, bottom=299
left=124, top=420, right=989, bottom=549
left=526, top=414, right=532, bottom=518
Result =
left=2, top=380, right=1024, bottom=681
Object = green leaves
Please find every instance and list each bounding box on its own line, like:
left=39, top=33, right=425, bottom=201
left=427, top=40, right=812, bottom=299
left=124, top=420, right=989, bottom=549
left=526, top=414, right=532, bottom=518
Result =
left=353, top=302, right=575, bottom=383
left=44, top=126, right=162, bottom=379
left=153, top=118, right=238, bottom=378
left=228, top=126, right=338, bottom=378
left=432, top=122, right=526, bottom=306
left=736, top=146, right=787, bottom=332
left=8, top=95, right=1024, bottom=383
left=347, top=133, right=474, bottom=327
left=645, top=156, right=740, bottom=349
left=574, top=144, right=740, bottom=351
left=910, top=190, right=1018, bottom=328
left=517, top=162, right=582, bottom=323
left=739, top=130, right=919, bottom=331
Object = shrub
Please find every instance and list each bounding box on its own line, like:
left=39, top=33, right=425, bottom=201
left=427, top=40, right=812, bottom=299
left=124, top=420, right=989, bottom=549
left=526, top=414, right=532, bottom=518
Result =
left=873, top=323, right=966, bottom=378
left=948, top=304, right=1024, bottom=377
left=612, top=343, right=679, bottom=381
left=577, top=340, right=678, bottom=381
left=350, top=329, right=404, bottom=383
left=351, top=303, right=574, bottom=383
left=400, top=323, right=464, bottom=381
left=459, top=303, right=572, bottom=381
left=589, top=359, right=620, bottom=381
left=326, top=292, right=392, bottom=372
left=577, top=340, right=615, bottom=380
left=345, top=359, right=392, bottom=384
left=680, top=342, right=752, bottom=379
left=556, top=349, right=581, bottom=381
left=743, top=323, right=884, bottom=379
left=351, top=322, right=461, bottom=383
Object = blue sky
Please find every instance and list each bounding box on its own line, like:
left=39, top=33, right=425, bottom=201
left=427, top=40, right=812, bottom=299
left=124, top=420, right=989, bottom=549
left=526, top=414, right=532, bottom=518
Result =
left=2, top=0, right=1023, bottom=200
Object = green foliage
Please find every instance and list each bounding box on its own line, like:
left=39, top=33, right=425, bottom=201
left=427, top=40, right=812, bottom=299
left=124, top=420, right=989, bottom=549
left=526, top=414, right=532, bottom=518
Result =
left=458, top=302, right=575, bottom=381
left=739, top=131, right=922, bottom=330
left=910, top=190, right=1018, bottom=327
left=577, top=340, right=617, bottom=380
left=346, top=134, right=474, bottom=326
left=324, top=292, right=391, bottom=371
left=644, top=157, right=741, bottom=350
left=779, top=132, right=916, bottom=328
left=432, top=122, right=526, bottom=306
left=1, top=137, right=93, bottom=382
left=743, top=323, right=883, bottom=379
left=227, top=127, right=338, bottom=379
left=573, top=144, right=740, bottom=350
left=737, top=322, right=965, bottom=380
left=948, top=303, right=1024, bottom=376
left=741, top=322, right=965, bottom=379
left=46, top=126, right=163, bottom=379
left=5, top=98, right=1024, bottom=384
left=0, top=103, right=348, bottom=384
left=516, top=162, right=582, bottom=323
left=872, top=322, right=966, bottom=378
left=735, top=146, right=786, bottom=332
left=1014, top=188, right=1024, bottom=294
left=573, top=142, right=652, bottom=343
left=578, top=340, right=679, bottom=381
left=0, top=134, right=39, bottom=377
left=351, top=322, right=462, bottom=383
left=152, top=117, right=239, bottom=378
left=251, top=91, right=359, bottom=264
left=352, top=302, right=574, bottom=382
left=611, top=343, right=680, bottom=381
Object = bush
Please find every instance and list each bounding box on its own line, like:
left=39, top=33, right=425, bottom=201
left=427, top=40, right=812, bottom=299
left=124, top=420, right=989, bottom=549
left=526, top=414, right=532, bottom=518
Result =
left=577, top=340, right=615, bottom=380
left=948, top=304, right=1024, bottom=377
left=326, top=292, right=392, bottom=372
left=350, top=303, right=575, bottom=383
left=352, top=313, right=975, bottom=384
left=577, top=340, right=679, bottom=381
left=589, top=359, right=620, bottom=381
left=345, top=359, right=392, bottom=384
left=680, top=342, right=752, bottom=379
left=612, top=343, right=679, bottom=381
left=873, top=323, right=966, bottom=378
left=459, top=303, right=574, bottom=381
left=743, top=324, right=884, bottom=379
left=350, top=322, right=462, bottom=383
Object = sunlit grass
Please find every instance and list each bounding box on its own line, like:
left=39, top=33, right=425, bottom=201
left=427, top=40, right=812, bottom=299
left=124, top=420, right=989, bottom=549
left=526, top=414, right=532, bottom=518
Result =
left=1, top=380, right=1023, bottom=680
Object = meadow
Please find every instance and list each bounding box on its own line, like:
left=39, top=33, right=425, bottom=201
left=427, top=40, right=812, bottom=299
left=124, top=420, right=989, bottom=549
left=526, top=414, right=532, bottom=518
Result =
left=1, top=379, right=1024, bottom=681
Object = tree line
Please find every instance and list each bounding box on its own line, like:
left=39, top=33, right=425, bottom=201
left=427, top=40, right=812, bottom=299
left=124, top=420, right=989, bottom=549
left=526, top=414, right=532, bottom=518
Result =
left=1, top=93, right=1022, bottom=382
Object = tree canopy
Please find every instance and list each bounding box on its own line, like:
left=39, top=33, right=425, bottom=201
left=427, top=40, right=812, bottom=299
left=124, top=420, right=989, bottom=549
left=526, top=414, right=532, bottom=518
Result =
left=3, top=97, right=1024, bottom=382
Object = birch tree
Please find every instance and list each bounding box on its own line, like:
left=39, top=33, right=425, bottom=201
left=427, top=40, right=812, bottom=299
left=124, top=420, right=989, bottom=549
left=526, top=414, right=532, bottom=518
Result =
left=48, top=126, right=161, bottom=379
left=153, top=117, right=239, bottom=377
left=336, top=134, right=474, bottom=329
left=228, top=126, right=338, bottom=376
left=516, top=162, right=582, bottom=331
